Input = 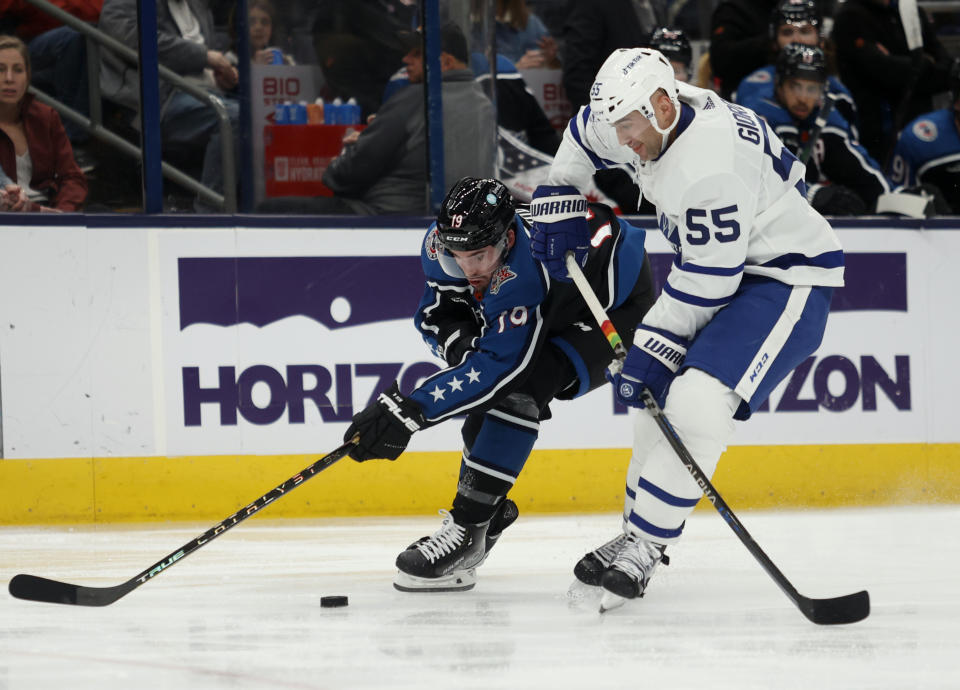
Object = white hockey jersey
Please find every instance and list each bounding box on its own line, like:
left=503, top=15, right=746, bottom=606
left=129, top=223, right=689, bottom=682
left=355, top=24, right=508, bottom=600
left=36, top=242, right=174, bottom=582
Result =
left=548, top=83, right=844, bottom=340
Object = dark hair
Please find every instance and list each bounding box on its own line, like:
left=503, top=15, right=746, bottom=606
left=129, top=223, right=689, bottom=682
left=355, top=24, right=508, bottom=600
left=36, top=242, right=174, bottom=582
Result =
left=228, top=0, right=283, bottom=50
left=0, top=34, right=31, bottom=82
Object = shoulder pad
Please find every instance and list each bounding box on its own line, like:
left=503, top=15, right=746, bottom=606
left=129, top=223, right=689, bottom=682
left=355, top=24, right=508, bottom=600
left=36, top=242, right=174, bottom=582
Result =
left=911, top=119, right=939, bottom=143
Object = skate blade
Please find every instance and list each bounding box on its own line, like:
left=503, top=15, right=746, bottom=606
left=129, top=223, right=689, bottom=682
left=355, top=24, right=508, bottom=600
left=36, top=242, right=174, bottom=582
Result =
left=393, top=568, right=476, bottom=593
left=598, top=590, right=628, bottom=614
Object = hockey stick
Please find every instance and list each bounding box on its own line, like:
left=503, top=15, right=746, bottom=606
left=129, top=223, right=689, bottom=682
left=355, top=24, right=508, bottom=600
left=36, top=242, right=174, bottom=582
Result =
left=564, top=253, right=869, bottom=625
left=8, top=436, right=358, bottom=607
left=798, top=93, right=835, bottom=165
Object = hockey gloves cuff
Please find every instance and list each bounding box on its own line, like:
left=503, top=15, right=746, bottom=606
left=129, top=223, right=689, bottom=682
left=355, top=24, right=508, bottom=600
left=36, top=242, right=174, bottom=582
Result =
left=606, top=326, right=688, bottom=408
left=344, top=381, right=427, bottom=462
left=529, top=185, right=590, bottom=282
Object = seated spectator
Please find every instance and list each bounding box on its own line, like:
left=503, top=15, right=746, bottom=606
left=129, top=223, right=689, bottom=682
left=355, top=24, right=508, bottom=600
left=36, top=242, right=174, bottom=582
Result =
left=889, top=59, right=960, bottom=214
left=645, top=26, right=693, bottom=83
left=98, top=0, right=240, bottom=212
left=0, top=1, right=103, bottom=147
left=0, top=35, right=87, bottom=212
left=746, top=44, right=891, bottom=215
left=494, top=0, right=559, bottom=69
left=709, top=0, right=779, bottom=99
left=831, top=0, right=953, bottom=163
left=226, top=0, right=295, bottom=66
left=383, top=51, right=559, bottom=156
left=472, top=53, right=560, bottom=156
left=259, top=21, right=496, bottom=215
left=735, top=0, right=859, bottom=135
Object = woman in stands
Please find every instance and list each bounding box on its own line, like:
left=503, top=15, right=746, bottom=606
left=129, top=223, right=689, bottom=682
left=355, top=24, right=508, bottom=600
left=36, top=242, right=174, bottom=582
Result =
left=0, top=34, right=86, bottom=212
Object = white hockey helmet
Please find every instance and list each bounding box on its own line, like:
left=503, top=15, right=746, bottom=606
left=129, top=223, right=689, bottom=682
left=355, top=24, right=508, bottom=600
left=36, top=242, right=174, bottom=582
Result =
left=589, top=48, right=682, bottom=143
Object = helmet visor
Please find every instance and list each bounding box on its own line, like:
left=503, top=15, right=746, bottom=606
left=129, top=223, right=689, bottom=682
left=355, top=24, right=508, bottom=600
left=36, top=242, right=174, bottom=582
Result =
left=437, top=234, right=509, bottom=282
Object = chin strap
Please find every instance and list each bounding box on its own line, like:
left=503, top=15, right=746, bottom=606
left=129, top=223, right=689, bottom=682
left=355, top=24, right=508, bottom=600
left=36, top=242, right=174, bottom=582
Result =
left=652, top=98, right=682, bottom=155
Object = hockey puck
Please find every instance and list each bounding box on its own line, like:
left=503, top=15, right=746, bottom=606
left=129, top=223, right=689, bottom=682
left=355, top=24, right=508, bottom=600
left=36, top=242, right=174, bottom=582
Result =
left=320, top=595, right=348, bottom=608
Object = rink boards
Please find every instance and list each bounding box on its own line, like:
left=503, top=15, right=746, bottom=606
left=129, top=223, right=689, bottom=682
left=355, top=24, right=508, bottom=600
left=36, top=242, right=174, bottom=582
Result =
left=0, top=215, right=957, bottom=524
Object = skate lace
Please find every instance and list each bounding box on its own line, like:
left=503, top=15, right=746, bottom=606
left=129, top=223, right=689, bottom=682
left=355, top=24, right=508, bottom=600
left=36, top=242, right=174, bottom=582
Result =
left=415, top=510, right=467, bottom=563
left=595, top=533, right=630, bottom=565
left=611, top=534, right=663, bottom=584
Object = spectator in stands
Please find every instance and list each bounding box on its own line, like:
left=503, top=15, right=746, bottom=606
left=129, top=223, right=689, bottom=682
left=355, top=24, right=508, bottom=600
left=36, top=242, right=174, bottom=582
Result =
left=0, top=0, right=102, bottom=149
left=311, top=0, right=416, bottom=119
left=259, top=21, right=495, bottom=215
left=494, top=0, right=559, bottom=69
left=0, top=35, right=86, bottom=212
left=226, top=0, right=295, bottom=66
left=473, top=52, right=560, bottom=156
left=560, top=0, right=665, bottom=213
left=831, top=0, right=953, bottom=163
left=889, top=58, right=960, bottom=214
left=709, top=0, right=779, bottom=98
left=560, top=0, right=663, bottom=111
left=98, top=0, right=240, bottom=212
left=747, top=44, right=891, bottom=215
left=381, top=50, right=559, bottom=157
left=735, top=0, right=859, bottom=136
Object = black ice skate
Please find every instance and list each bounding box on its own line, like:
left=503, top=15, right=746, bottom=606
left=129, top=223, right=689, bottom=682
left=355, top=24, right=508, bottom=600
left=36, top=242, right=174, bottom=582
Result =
left=598, top=533, right=669, bottom=613
left=394, top=499, right=518, bottom=592
left=573, top=533, right=630, bottom=586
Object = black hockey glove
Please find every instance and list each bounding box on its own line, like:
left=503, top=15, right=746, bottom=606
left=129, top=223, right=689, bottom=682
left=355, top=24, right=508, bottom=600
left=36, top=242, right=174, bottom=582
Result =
left=809, top=184, right=866, bottom=216
left=344, top=381, right=427, bottom=462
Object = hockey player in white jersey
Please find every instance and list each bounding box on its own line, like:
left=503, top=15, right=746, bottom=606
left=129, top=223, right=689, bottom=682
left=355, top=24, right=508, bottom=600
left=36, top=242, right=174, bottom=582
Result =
left=529, top=48, right=844, bottom=609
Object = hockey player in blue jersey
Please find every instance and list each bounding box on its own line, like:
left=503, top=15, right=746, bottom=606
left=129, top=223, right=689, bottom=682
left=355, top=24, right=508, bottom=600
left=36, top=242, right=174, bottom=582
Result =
left=343, top=177, right=655, bottom=592
left=530, top=48, right=844, bottom=609
left=745, top=44, right=892, bottom=215
left=889, top=59, right=960, bottom=214
left=735, top=0, right=860, bottom=136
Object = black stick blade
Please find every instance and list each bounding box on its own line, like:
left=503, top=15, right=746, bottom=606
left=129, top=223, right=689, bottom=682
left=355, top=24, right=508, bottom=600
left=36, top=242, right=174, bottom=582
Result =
left=801, top=590, right=870, bottom=625
left=10, top=574, right=80, bottom=605
left=9, top=574, right=130, bottom=607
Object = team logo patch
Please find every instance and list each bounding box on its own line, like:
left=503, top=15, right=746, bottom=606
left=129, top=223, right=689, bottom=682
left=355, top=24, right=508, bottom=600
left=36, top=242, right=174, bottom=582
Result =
left=619, top=381, right=636, bottom=399
left=912, top=119, right=938, bottom=142
left=746, top=70, right=772, bottom=83
left=489, top=264, right=517, bottom=295
left=425, top=228, right=442, bottom=261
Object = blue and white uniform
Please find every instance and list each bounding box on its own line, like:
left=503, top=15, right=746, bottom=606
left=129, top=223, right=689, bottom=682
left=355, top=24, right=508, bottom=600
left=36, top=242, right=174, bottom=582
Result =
left=890, top=108, right=960, bottom=214
left=747, top=94, right=892, bottom=210
left=547, top=82, right=844, bottom=543
left=411, top=208, right=654, bottom=505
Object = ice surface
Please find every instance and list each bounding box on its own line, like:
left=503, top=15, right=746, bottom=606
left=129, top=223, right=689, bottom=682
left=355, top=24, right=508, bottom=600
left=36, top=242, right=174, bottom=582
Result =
left=1, top=506, right=957, bottom=689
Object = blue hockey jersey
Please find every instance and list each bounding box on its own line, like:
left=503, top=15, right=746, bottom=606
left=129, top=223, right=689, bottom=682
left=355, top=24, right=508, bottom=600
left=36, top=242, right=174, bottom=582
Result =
left=890, top=108, right=960, bottom=213
left=409, top=210, right=647, bottom=423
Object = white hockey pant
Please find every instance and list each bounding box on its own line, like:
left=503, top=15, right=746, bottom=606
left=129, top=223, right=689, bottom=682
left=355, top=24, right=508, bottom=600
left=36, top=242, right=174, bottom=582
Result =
left=622, top=368, right=741, bottom=545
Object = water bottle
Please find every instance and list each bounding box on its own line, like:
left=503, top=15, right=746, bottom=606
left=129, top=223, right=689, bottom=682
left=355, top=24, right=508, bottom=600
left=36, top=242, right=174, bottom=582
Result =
left=267, top=47, right=283, bottom=65
left=323, top=98, right=336, bottom=125
left=332, top=97, right=344, bottom=125
left=307, top=100, right=323, bottom=125
left=291, top=101, right=308, bottom=125
left=346, top=98, right=360, bottom=125
left=274, top=101, right=288, bottom=125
